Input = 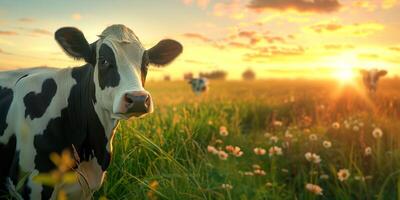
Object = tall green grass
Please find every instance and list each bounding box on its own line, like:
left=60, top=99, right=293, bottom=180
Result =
left=96, top=80, right=400, bottom=199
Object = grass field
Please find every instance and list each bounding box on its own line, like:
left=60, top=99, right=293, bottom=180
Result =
left=95, top=79, right=400, bottom=200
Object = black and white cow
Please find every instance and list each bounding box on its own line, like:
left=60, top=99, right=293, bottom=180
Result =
left=188, top=78, right=208, bottom=95
left=0, top=24, right=182, bottom=199
left=360, top=69, right=387, bottom=93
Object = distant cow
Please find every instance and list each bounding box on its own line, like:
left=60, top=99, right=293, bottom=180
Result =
left=360, top=69, right=387, bottom=92
left=0, top=24, right=182, bottom=199
left=188, top=78, right=208, bottom=95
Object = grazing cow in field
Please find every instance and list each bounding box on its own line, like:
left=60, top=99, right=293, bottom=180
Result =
left=360, top=69, right=387, bottom=93
left=188, top=78, right=208, bottom=95
left=0, top=24, right=182, bottom=199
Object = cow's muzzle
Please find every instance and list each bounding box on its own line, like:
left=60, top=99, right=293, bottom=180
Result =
left=123, top=91, right=152, bottom=117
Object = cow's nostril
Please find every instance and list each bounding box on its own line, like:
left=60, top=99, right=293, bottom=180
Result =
left=125, top=94, right=134, bottom=104
left=124, top=92, right=151, bottom=115
left=144, top=95, right=150, bottom=108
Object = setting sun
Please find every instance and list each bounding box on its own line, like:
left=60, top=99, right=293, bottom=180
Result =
left=333, top=69, right=356, bottom=84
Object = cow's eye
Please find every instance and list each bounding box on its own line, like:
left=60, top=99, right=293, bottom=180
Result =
left=102, top=60, right=110, bottom=67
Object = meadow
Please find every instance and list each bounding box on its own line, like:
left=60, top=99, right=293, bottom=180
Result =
left=96, top=79, right=400, bottom=200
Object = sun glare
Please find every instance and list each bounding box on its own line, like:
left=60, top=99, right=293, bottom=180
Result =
left=333, top=69, right=356, bottom=84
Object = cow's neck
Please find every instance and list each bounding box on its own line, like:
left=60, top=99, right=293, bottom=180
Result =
left=68, top=64, right=113, bottom=170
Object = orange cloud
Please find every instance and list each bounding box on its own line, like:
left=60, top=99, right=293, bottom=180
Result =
left=244, top=45, right=305, bottom=61
left=238, top=31, right=257, bottom=38
left=182, top=33, right=211, bottom=42
left=228, top=41, right=252, bottom=49
left=264, top=35, right=285, bottom=43
left=184, top=59, right=213, bottom=66
left=324, top=44, right=354, bottom=50
left=389, top=47, right=400, bottom=52
left=31, top=28, right=51, bottom=36
left=197, top=0, right=210, bottom=9
left=358, top=53, right=380, bottom=59
left=248, top=0, right=341, bottom=13
left=182, top=0, right=192, bottom=5
left=0, top=30, right=18, bottom=36
left=0, top=48, right=12, bottom=55
left=238, top=31, right=261, bottom=44
left=72, top=13, right=82, bottom=20
left=182, top=0, right=211, bottom=9
left=14, top=27, right=52, bottom=37
left=353, top=0, right=399, bottom=11
left=18, top=18, right=35, bottom=23
left=309, top=23, right=343, bottom=32
left=308, top=22, right=384, bottom=36
left=213, top=0, right=246, bottom=19
left=237, top=30, right=285, bottom=45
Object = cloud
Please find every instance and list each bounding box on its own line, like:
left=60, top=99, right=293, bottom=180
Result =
left=308, top=22, right=384, bottom=36
left=244, top=45, right=305, bottom=61
left=182, top=33, right=211, bottom=42
left=247, top=0, right=341, bottom=13
left=238, top=31, right=257, bottom=38
left=197, top=0, right=210, bottom=9
left=0, top=48, right=12, bottom=55
left=213, top=0, right=246, bottom=19
left=228, top=41, right=252, bottom=49
left=389, top=47, right=400, bottom=52
left=18, top=18, right=35, bottom=23
left=237, top=30, right=285, bottom=45
left=324, top=44, right=354, bottom=50
left=264, top=35, right=285, bottom=43
left=309, top=23, right=342, bottom=32
left=182, top=0, right=211, bottom=9
left=264, top=67, right=332, bottom=74
left=184, top=59, right=209, bottom=65
left=14, top=27, right=51, bottom=37
left=353, top=0, right=399, bottom=11
left=358, top=53, right=380, bottom=59
left=71, top=13, right=82, bottom=20
left=15, top=26, right=53, bottom=37
left=0, top=30, right=18, bottom=36
left=182, top=0, right=192, bottom=5
left=31, top=28, right=51, bottom=36
left=382, top=0, right=399, bottom=9
left=237, top=31, right=261, bottom=44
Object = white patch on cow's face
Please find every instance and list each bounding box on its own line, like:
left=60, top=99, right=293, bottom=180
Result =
left=93, top=26, right=153, bottom=119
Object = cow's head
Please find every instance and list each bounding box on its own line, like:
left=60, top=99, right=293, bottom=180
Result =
left=55, top=24, right=182, bottom=119
left=360, top=69, right=387, bottom=92
left=189, top=78, right=208, bottom=95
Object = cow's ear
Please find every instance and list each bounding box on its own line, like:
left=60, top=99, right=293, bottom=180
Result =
left=378, top=70, right=387, bottom=77
left=147, top=39, right=183, bottom=67
left=55, top=27, right=92, bottom=62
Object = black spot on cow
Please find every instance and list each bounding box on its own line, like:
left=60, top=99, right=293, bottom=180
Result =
left=9, top=150, right=19, bottom=186
left=24, top=79, right=57, bottom=120
left=98, top=44, right=120, bottom=90
left=7, top=150, right=31, bottom=200
left=0, top=135, right=16, bottom=196
left=21, top=177, right=31, bottom=200
left=0, top=86, right=13, bottom=137
left=33, top=64, right=110, bottom=198
left=141, top=51, right=149, bottom=87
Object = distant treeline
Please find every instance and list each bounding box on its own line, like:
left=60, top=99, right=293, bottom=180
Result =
left=181, top=69, right=256, bottom=80
left=199, top=70, right=227, bottom=80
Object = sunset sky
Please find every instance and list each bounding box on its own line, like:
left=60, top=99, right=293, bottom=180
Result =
left=0, top=0, right=399, bottom=80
